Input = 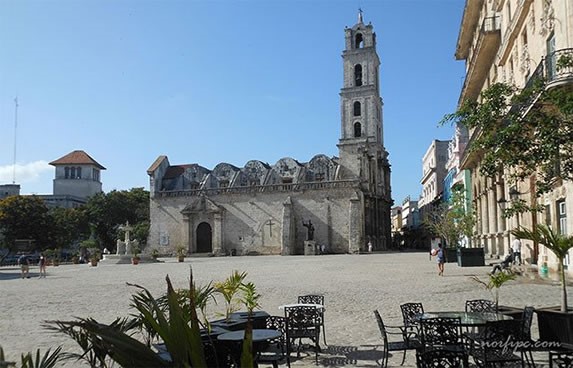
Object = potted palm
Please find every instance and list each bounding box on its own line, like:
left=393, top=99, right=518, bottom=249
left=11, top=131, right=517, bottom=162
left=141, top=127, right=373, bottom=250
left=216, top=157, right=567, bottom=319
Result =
left=176, top=245, right=186, bottom=262
left=512, top=224, right=573, bottom=344
left=132, top=245, right=141, bottom=265
left=151, top=248, right=160, bottom=261
left=471, top=271, right=518, bottom=315
left=89, top=250, right=100, bottom=267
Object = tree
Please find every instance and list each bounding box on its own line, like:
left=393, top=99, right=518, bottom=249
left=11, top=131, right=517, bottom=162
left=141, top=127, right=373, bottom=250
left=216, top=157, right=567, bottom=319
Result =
left=512, top=224, right=573, bottom=312
left=83, top=188, right=149, bottom=251
left=423, top=186, right=476, bottom=248
left=0, top=196, right=52, bottom=251
left=49, top=207, right=90, bottom=249
left=441, top=57, right=573, bottom=213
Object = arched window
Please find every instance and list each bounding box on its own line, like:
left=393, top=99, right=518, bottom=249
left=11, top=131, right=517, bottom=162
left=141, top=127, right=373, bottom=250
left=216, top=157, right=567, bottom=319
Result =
left=353, top=101, right=361, bottom=116
left=64, top=167, right=70, bottom=179
left=354, top=122, right=362, bottom=137
left=354, top=64, right=362, bottom=86
left=77, top=167, right=82, bottom=179
left=70, top=167, right=76, bottom=179
left=355, top=33, right=364, bottom=48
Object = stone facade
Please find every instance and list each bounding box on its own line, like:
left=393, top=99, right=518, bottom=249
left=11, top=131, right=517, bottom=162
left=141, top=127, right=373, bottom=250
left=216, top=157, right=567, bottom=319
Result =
left=456, top=0, right=573, bottom=275
left=147, top=13, right=393, bottom=256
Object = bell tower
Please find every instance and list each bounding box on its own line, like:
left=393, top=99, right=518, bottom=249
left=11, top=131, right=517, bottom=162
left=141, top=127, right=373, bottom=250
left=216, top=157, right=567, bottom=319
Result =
left=337, top=11, right=387, bottom=178
left=337, top=11, right=392, bottom=249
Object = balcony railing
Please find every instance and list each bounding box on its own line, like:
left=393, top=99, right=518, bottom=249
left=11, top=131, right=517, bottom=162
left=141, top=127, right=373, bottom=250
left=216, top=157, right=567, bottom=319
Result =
left=509, top=48, right=573, bottom=115
left=482, top=15, right=501, bottom=33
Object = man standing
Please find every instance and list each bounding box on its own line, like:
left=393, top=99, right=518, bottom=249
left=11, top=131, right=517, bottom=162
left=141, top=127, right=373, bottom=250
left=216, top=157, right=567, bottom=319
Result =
left=512, top=237, right=522, bottom=265
left=18, top=254, right=30, bottom=279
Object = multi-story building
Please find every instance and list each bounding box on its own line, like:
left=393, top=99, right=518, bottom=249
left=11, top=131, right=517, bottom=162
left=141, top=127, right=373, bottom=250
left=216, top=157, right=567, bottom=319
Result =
left=147, top=13, right=393, bottom=256
left=419, top=140, right=450, bottom=221
left=443, top=124, right=469, bottom=204
left=0, top=150, right=105, bottom=208
left=391, top=206, right=403, bottom=234
left=455, top=0, right=573, bottom=274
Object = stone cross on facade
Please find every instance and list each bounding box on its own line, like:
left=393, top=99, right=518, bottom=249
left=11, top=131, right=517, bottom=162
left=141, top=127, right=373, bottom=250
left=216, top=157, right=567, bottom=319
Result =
left=266, top=219, right=275, bottom=238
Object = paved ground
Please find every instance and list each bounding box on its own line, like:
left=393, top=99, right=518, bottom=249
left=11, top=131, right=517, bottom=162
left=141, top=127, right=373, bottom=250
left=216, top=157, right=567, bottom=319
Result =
left=0, top=251, right=570, bottom=367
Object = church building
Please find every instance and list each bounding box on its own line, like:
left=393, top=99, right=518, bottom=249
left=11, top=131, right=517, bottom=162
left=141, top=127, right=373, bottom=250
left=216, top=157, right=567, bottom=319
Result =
left=147, top=13, right=392, bottom=255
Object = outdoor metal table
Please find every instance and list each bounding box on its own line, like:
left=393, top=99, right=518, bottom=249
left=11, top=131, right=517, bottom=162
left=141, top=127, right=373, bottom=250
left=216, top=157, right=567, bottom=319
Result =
left=418, top=311, right=513, bottom=326
left=217, top=328, right=282, bottom=368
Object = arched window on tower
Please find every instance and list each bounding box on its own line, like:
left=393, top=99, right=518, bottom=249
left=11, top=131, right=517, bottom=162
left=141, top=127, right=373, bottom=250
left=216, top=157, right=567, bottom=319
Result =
left=355, top=33, right=364, bottom=48
left=64, top=167, right=70, bottom=179
left=353, top=101, right=361, bottom=116
left=354, top=64, right=363, bottom=86
left=70, top=167, right=76, bottom=179
left=354, top=122, right=362, bottom=137
left=77, top=167, right=82, bottom=179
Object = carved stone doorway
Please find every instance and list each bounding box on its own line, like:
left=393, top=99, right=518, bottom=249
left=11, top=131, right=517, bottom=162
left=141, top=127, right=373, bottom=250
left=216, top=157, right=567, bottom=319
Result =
left=196, top=222, right=213, bottom=253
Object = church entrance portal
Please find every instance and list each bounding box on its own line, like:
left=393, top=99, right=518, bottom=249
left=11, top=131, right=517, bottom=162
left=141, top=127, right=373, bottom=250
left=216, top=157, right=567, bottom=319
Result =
left=196, top=222, right=212, bottom=253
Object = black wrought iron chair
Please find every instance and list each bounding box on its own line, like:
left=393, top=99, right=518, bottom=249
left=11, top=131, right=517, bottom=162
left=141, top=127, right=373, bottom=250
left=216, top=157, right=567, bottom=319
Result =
left=419, top=317, right=466, bottom=355
left=465, top=299, right=496, bottom=313
left=257, top=315, right=287, bottom=368
left=467, top=319, right=525, bottom=367
left=550, top=350, right=573, bottom=368
left=374, top=309, right=419, bottom=367
left=284, top=305, right=321, bottom=366
left=400, top=302, right=424, bottom=345
left=416, top=349, right=469, bottom=368
left=298, top=294, right=327, bottom=346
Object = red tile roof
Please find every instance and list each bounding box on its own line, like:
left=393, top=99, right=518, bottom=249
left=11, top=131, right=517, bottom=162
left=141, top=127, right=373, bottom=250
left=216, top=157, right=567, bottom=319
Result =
left=49, top=150, right=106, bottom=169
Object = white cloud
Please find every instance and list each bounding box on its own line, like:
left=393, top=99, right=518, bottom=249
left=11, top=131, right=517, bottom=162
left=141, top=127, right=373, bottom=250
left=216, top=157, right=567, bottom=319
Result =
left=0, top=161, right=52, bottom=184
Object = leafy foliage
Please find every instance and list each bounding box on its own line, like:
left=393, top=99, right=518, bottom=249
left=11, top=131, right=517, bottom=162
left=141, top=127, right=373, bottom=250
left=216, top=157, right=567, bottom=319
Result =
left=441, top=63, right=573, bottom=202
left=214, top=270, right=248, bottom=320
left=83, top=188, right=149, bottom=251
left=423, top=186, right=476, bottom=248
left=471, top=271, right=516, bottom=310
left=46, top=269, right=259, bottom=367
left=512, top=224, right=573, bottom=312
left=0, top=196, right=51, bottom=250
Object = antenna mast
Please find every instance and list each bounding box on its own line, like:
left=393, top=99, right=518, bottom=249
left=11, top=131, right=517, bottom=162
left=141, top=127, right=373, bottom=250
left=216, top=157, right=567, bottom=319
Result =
left=13, top=97, right=18, bottom=184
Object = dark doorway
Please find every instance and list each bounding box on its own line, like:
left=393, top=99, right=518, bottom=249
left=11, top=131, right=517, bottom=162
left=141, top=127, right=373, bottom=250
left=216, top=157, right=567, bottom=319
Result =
left=196, top=222, right=213, bottom=253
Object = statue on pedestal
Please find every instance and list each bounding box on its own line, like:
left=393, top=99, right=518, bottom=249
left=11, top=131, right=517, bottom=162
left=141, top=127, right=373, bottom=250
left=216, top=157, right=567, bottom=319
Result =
left=302, top=220, right=315, bottom=241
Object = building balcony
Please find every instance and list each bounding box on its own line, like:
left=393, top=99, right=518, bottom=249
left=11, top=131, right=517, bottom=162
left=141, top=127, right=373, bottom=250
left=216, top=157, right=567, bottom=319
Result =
left=458, top=16, right=501, bottom=104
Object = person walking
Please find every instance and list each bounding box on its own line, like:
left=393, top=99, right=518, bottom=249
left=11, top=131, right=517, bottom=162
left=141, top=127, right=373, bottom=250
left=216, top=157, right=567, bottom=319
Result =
left=436, top=243, right=446, bottom=276
left=512, top=237, right=522, bottom=265
left=38, top=253, right=47, bottom=278
left=18, top=254, right=30, bottom=279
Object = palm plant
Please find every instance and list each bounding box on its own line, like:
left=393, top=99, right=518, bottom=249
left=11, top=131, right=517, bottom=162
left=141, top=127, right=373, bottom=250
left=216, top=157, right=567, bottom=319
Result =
left=512, top=224, right=573, bottom=312
left=47, top=270, right=208, bottom=367
left=239, top=282, right=261, bottom=368
left=0, top=346, right=62, bottom=368
left=471, top=271, right=516, bottom=311
left=214, top=270, right=248, bottom=321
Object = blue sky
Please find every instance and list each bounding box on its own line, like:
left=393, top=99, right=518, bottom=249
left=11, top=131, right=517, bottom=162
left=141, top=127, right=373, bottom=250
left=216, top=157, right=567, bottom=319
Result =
left=0, top=0, right=465, bottom=204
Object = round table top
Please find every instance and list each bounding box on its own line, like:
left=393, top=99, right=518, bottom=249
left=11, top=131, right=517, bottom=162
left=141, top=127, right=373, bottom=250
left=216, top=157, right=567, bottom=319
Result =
left=278, top=303, right=325, bottom=310
left=217, top=328, right=281, bottom=342
left=419, top=311, right=513, bottom=326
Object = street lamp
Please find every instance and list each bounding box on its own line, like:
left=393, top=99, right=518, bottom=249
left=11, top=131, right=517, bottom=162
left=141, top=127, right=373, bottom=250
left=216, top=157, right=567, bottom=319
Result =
left=497, top=197, right=508, bottom=211
left=497, top=187, right=522, bottom=210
